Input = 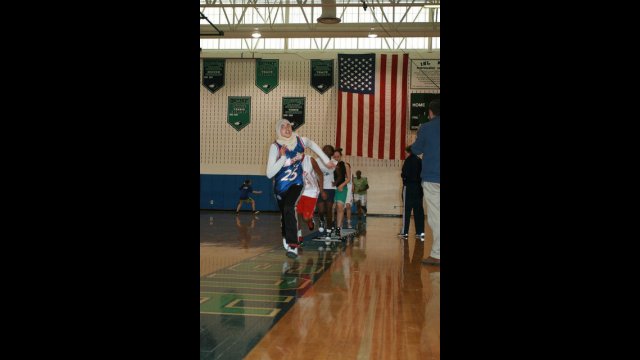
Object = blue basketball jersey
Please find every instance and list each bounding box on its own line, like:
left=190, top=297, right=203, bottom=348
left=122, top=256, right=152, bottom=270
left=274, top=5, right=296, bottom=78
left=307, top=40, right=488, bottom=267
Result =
left=239, top=184, right=252, bottom=199
left=273, top=136, right=305, bottom=195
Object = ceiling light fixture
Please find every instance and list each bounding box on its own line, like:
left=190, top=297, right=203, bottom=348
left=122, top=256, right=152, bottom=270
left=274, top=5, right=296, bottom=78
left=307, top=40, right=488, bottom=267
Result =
left=317, top=0, right=342, bottom=24
left=251, top=29, right=261, bottom=38
left=368, top=28, right=377, bottom=38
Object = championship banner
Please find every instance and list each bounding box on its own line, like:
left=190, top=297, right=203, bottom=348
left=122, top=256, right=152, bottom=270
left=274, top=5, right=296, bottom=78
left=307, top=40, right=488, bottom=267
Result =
left=227, top=97, right=251, bottom=131
left=410, top=59, right=440, bottom=90
left=310, top=59, right=334, bottom=94
left=255, top=59, right=279, bottom=94
left=410, top=93, right=439, bottom=130
left=202, top=59, right=225, bottom=94
left=282, top=97, right=305, bottom=131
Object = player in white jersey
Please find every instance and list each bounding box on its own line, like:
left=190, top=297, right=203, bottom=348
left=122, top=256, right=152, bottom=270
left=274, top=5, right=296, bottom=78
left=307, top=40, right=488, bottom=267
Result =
left=315, top=145, right=337, bottom=233
left=295, top=155, right=324, bottom=236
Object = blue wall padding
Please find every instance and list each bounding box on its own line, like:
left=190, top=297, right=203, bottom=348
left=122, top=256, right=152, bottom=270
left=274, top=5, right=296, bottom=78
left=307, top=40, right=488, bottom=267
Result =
left=201, top=174, right=357, bottom=213
left=201, top=174, right=279, bottom=211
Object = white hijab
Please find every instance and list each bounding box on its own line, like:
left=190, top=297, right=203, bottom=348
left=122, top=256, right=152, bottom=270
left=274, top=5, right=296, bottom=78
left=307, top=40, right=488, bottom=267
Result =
left=275, top=119, right=299, bottom=151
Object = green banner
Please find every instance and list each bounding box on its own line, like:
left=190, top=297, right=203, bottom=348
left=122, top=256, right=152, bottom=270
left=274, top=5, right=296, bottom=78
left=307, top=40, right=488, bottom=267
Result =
left=228, top=97, right=251, bottom=131
left=255, top=59, right=279, bottom=93
left=310, top=59, right=334, bottom=94
left=202, top=59, right=225, bottom=94
left=282, top=97, right=305, bottom=131
left=410, top=93, right=439, bottom=130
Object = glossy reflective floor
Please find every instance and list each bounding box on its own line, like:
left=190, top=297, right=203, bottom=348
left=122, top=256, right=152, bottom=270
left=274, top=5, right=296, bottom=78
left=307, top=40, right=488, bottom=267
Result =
left=201, top=211, right=440, bottom=360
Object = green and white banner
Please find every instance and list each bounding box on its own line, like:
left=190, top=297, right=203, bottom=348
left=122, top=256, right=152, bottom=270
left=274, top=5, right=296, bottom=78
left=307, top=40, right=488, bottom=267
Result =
left=310, top=59, right=334, bottom=94
left=202, top=59, right=225, bottom=94
left=228, top=97, right=251, bottom=131
left=256, top=59, right=279, bottom=94
left=282, top=97, right=305, bottom=131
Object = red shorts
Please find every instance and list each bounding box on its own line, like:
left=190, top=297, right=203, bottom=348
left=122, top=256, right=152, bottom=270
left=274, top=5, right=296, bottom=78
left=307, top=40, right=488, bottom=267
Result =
left=296, top=195, right=318, bottom=220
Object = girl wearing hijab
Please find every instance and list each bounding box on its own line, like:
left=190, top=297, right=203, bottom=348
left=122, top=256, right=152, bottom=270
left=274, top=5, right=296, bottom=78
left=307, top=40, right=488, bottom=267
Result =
left=266, top=119, right=335, bottom=258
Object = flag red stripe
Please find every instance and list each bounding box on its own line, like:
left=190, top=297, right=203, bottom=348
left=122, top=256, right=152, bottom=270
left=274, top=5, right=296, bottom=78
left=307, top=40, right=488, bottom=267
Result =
left=368, top=94, right=375, bottom=158
left=357, top=94, right=364, bottom=157
left=378, top=54, right=387, bottom=159
left=389, top=55, right=398, bottom=160
left=346, top=92, right=353, bottom=155
left=400, top=54, right=409, bottom=160
left=337, top=90, right=343, bottom=149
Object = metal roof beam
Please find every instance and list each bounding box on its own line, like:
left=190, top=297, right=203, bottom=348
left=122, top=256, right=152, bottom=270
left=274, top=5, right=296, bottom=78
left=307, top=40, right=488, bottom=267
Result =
left=201, top=22, right=438, bottom=38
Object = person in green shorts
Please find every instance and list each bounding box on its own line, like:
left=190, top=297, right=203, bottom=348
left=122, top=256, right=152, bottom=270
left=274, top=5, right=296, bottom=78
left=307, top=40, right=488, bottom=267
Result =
left=352, top=170, right=369, bottom=221
left=332, top=148, right=350, bottom=236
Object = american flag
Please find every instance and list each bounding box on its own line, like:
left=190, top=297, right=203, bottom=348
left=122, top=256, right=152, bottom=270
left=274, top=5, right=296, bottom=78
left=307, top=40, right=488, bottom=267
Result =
left=337, top=53, right=409, bottom=160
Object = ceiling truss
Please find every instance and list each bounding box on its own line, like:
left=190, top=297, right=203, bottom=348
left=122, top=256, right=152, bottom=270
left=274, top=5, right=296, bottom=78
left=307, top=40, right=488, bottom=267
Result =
left=200, top=0, right=440, bottom=39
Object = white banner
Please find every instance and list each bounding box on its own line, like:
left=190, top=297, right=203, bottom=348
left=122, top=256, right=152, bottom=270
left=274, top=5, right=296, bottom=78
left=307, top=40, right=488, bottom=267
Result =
left=410, top=59, right=440, bottom=89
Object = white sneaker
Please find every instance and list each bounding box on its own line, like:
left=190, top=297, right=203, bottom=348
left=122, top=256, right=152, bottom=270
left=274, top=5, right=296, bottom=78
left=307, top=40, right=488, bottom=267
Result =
left=325, top=228, right=333, bottom=239
left=286, top=247, right=298, bottom=258
left=417, top=233, right=425, bottom=241
left=282, top=237, right=288, bottom=250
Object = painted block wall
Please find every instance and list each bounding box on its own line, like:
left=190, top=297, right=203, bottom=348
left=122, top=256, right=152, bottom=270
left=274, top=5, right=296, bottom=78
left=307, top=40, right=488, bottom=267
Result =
left=201, top=51, right=440, bottom=214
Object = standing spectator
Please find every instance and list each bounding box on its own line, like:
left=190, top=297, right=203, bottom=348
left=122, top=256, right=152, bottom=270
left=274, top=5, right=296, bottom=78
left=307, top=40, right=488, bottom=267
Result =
left=398, top=146, right=425, bottom=239
left=410, top=99, right=440, bottom=266
left=352, top=170, right=369, bottom=221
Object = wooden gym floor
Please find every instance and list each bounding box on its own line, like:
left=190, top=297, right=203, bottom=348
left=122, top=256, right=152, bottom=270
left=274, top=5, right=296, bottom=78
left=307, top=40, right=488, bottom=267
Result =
left=200, top=210, right=440, bottom=360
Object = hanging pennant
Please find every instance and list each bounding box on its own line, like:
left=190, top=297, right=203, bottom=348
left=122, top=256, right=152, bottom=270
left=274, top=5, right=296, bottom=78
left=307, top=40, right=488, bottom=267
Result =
left=282, top=97, right=305, bottom=131
left=227, top=97, right=251, bottom=131
left=255, top=59, right=279, bottom=94
left=310, top=59, right=334, bottom=94
left=202, top=59, right=225, bottom=94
